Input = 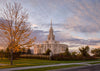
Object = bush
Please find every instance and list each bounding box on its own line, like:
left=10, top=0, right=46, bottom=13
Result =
left=27, top=48, right=31, bottom=54
left=45, top=49, right=51, bottom=55
left=5, top=48, right=21, bottom=60
left=91, top=48, right=100, bottom=57
left=71, top=51, right=77, bottom=57
left=64, top=47, right=71, bottom=56
left=20, top=55, right=49, bottom=60
left=0, top=49, right=4, bottom=59
left=51, top=54, right=96, bottom=61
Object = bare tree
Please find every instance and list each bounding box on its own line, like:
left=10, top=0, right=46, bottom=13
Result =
left=0, top=3, right=35, bottom=65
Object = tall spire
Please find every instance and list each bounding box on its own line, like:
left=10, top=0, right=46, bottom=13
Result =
left=47, top=20, right=55, bottom=41
left=51, top=19, right=52, bottom=27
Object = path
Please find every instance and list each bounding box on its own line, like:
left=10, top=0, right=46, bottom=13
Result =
left=0, top=64, right=8, bottom=65
left=0, top=61, right=100, bottom=71
left=49, top=64, right=100, bottom=71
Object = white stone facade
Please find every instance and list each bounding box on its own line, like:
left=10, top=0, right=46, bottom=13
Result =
left=34, top=21, right=68, bottom=55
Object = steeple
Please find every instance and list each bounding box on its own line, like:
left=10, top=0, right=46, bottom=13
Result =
left=51, top=19, right=52, bottom=28
left=48, top=20, right=55, bottom=41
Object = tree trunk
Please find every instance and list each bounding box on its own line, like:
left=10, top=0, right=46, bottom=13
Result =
left=11, top=49, right=13, bottom=65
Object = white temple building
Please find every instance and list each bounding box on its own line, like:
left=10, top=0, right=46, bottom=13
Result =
left=34, top=21, right=68, bottom=55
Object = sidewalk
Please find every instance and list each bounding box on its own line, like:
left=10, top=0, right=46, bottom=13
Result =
left=0, top=64, right=8, bottom=65
left=0, top=61, right=100, bottom=71
left=49, top=64, right=100, bottom=71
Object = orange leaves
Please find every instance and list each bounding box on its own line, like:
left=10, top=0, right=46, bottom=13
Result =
left=0, top=2, right=36, bottom=54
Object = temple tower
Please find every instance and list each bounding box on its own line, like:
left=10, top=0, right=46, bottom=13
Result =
left=48, top=20, right=55, bottom=41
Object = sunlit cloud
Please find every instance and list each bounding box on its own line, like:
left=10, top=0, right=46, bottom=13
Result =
left=0, top=0, right=100, bottom=49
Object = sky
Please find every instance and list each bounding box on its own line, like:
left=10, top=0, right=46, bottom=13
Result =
left=0, top=0, right=100, bottom=49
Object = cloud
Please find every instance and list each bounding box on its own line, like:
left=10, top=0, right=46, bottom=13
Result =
left=31, top=29, right=61, bottom=42
left=0, top=0, right=100, bottom=48
left=65, top=15, right=100, bottom=33
left=64, top=0, right=100, bottom=34
left=31, top=29, right=100, bottom=47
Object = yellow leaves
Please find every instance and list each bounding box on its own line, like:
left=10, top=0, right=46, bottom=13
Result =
left=23, top=34, right=30, bottom=38
left=13, top=46, right=21, bottom=53
left=34, top=37, right=36, bottom=40
left=4, top=31, right=8, bottom=34
left=0, top=2, right=37, bottom=55
left=8, top=42, right=21, bottom=53
left=27, top=45, right=32, bottom=48
left=9, top=46, right=13, bottom=50
left=14, top=47, right=20, bottom=52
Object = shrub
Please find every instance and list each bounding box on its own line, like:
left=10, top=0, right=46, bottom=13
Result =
left=20, top=55, right=49, bottom=60
left=51, top=53, right=96, bottom=61
left=71, top=51, right=77, bottom=57
left=64, top=47, right=71, bottom=56
left=45, top=49, right=51, bottom=55
left=5, top=47, right=21, bottom=60
left=91, top=48, right=100, bottom=57
left=27, top=48, right=31, bottom=54
left=0, top=49, right=4, bottom=59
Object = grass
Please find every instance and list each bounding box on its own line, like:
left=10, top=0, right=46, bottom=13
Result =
left=0, top=58, right=100, bottom=68
left=15, top=64, right=84, bottom=71
left=89, top=62, right=100, bottom=64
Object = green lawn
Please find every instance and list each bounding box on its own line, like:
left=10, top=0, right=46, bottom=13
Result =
left=89, top=62, right=100, bottom=64
left=0, top=58, right=100, bottom=68
left=15, top=64, right=84, bottom=71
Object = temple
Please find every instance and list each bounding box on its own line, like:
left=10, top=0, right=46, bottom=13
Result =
left=34, top=20, right=68, bottom=54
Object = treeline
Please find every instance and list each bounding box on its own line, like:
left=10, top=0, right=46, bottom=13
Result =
left=51, top=46, right=100, bottom=60
left=0, top=46, right=100, bottom=60
left=0, top=47, right=32, bottom=60
left=20, top=46, right=100, bottom=60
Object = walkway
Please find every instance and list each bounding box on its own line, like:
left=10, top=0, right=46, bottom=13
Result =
left=49, top=64, right=100, bottom=71
left=0, top=64, right=8, bottom=65
left=0, top=61, right=100, bottom=71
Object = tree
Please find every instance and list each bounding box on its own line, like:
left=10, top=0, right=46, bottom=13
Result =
left=71, top=51, right=77, bottom=57
left=79, top=46, right=90, bottom=57
left=91, top=48, right=100, bottom=57
left=5, top=47, right=10, bottom=59
left=0, top=49, right=4, bottom=60
left=22, top=47, right=26, bottom=54
left=5, top=47, right=21, bottom=60
left=27, top=48, right=31, bottom=54
left=0, top=3, right=35, bottom=65
left=64, top=47, right=71, bottom=56
left=45, top=49, right=51, bottom=55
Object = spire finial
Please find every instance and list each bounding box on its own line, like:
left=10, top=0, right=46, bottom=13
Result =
left=51, top=19, right=52, bottom=27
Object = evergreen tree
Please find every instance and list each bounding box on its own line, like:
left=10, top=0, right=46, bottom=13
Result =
left=22, top=47, right=26, bottom=54
left=27, top=48, right=31, bottom=54
left=65, top=47, right=71, bottom=56
left=45, top=49, right=51, bottom=55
